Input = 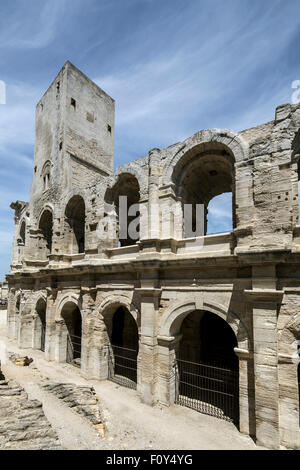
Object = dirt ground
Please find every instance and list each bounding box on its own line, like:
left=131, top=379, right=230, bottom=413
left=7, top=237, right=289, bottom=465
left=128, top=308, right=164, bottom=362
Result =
left=0, top=312, right=263, bottom=450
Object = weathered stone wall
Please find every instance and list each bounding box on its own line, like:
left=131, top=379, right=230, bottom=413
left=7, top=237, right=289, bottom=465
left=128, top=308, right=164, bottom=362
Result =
left=0, top=365, right=61, bottom=450
left=6, top=62, right=300, bottom=450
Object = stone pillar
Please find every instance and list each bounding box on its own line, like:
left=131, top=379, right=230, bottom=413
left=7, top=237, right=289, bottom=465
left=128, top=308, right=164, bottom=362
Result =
left=157, top=335, right=181, bottom=406
left=245, top=265, right=283, bottom=448
left=234, top=347, right=255, bottom=436
left=44, top=287, right=58, bottom=361
left=148, top=148, right=161, bottom=240
left=80, top=288, right=98, bottom=379
left=7, top=288, right=16, bottom=339
left=278, top=353, right=300, bottom=449
left=55, top=320, right=68, bottom=363
left=18, top=291, right=34, bottom=349
left=136, top=283, right=161, bottom=405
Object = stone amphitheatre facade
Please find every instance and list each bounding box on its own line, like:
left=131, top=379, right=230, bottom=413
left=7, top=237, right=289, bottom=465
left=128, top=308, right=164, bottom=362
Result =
left=6, top=61, right=300, bottom=449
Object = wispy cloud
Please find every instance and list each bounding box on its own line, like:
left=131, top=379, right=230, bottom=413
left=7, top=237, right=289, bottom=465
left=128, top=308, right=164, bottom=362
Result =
left=0, top=0, right=67, bottom=50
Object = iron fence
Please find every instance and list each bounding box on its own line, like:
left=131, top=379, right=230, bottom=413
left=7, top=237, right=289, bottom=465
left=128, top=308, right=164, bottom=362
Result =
left=41, top=324, right=46, bottom=352
left=66, top=333, right=81, bottom=367
left=108, top=344, right=138, bottom=390
left=175, top=356, right=239, bottom=424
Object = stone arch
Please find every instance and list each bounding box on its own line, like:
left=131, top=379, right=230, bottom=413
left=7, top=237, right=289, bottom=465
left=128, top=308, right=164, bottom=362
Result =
left=38, top=208, right=53, bottom=257
left=98, top=294, right=140, bottom=387
left=64, top=194, right=86, bottom=254
left=115, top=163, right=148, bottom=198
left=157, top=295, right=247, bottom=425
left=159, top=297, right=242, bottom=340
left=56, top=294, right=82, bottom=365
left=37, top=203, right=54, bottom=223
left=84, top=294, right=140, bottom=382
left=162, top=128, right=249, bottom=186
left=104, top=173, right=141, bottom=247
left=19, top=219, right=26, bottom=245
left=33, top=294, right=47, bottom=351
left=56, top=293, right=82, bottom=320
left=161, top=129, right=248, bottom=237
left=41, top=160, right=52, bottom=191
left=98, top=294, right=140, bottom=328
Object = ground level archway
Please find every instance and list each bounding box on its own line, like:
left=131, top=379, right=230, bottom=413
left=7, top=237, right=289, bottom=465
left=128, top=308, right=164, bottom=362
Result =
left=175, top=310, right=239, bottom=424
left=34, top=298, right=46, bottom=351
left=108, top=306, right=139, bottom=389
left=60, top=302, right=82, bottom=366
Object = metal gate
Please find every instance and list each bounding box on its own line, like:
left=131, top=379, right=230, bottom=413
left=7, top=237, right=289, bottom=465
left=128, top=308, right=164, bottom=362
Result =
left=175, top=356, right=239, bottom=423
left=41, top=323, right=46, bottom=352
left=66, top=333, right=81, bottom=366
left=108, top=344, right=138, bottom=390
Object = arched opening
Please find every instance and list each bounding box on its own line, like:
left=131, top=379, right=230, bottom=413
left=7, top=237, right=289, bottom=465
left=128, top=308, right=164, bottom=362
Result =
left=105, top=174, right=140, bottom=247
left=19, top=221, right=26, bottom=245
left=172, top=144, right=235, bottom=237
left=108, top=306, right=139, bottom=388
left=298, top=362, right=300, bottom=426
left=60, top=302, right=82, bottom=366
left=207, top=192, right=233, bottom=235
left=175, top=310, right=239, bottom=424
left=38, top=210, right=53, bottom=258
left=65, top=196, right=85, bottom=253
left=35, top=298, right=46, bottom=351
left=15, top=295, right=20, bottom=340
left=41, top=161, right=51, bottom=191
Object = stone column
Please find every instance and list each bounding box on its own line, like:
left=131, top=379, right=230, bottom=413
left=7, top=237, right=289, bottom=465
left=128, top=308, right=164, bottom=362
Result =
left=7, top=288, right=16, bottom=339
left=234, top=347, right=255, bottom=436
left=44, top=287, right=58, bottom=361
left=148, top=148, right=161, bottom=240
left=278, top=353, right=300, bottom=449
left=18, top=291, right=34, bottom=348
left=80, top=288, right=98, bottom=379
left=245, top=265, right=283, bottom=449
left=157, top=334, right=181, bottom=406
left=136, top=284, right=161, bottom=405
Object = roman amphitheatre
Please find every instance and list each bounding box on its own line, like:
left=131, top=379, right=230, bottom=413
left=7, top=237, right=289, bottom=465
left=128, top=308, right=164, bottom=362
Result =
left=1, top=61, right=300, bottom=450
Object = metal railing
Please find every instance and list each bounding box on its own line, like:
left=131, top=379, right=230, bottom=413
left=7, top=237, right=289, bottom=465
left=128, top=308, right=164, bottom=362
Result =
left=175, top=356, right=239, bottom=424
left=108, top=344, right=138, bottom=390
left=66, top=333, right=81, bottom=367
left=41, top=324, right=46, bottom=352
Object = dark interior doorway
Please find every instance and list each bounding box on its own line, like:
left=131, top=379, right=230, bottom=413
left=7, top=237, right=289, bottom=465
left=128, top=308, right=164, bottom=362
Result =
left=36, top=298, right=46, bottom=351
left=176, top=310, right=239, bottom=424
left=109, top=307, right=139, bottom=389
left=61, top=302, right=82, bottom=366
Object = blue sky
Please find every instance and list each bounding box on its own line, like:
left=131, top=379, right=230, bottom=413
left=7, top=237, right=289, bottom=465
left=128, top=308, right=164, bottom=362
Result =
left=1, top=0, right=300, bottom=280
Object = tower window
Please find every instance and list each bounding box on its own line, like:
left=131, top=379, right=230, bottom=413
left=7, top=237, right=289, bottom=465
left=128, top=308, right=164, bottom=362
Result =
left=107, top=124, right=112, bottom=133
left=71, top=98, right=76, bottom=109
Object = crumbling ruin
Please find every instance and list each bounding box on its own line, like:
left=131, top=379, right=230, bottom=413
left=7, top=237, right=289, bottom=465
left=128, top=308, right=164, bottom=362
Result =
left=6, top=61, right=300, bottom=449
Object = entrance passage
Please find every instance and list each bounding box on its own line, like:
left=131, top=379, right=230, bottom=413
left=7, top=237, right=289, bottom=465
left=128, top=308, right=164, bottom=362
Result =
left=36, top=298, right=46, bottom=352
left=108, top=307, right=138, bottom=389
left=61, top=302, right=82, bottom=367
left=298, top=362, right=300, bottom=426
left=175, top=310, right=239, bottom=424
